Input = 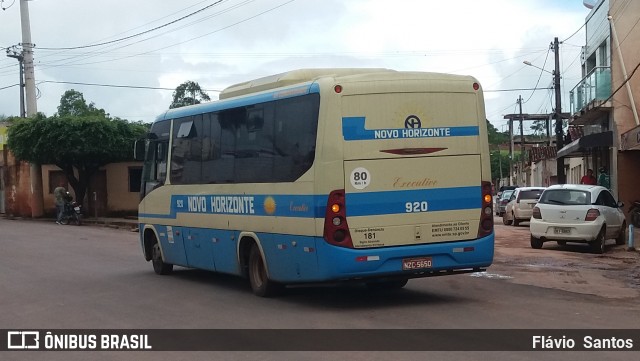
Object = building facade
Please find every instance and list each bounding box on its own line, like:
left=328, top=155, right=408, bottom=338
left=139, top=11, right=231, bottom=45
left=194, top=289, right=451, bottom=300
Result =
left=561, top=0, right=640, bottom=209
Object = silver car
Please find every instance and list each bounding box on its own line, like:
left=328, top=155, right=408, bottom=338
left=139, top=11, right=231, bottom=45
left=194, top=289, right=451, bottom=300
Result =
left=503, top=187, right=546, bottom=226
left=496, top=189, right=514, bottom=217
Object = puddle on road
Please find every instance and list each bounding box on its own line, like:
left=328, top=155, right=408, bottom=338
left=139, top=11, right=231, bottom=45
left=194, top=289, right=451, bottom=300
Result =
left=469, top=272, right=513, bottom=280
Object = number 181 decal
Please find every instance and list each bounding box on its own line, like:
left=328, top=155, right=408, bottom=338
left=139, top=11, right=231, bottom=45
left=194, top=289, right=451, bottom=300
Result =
left=405, top=201, right=428, bottom=213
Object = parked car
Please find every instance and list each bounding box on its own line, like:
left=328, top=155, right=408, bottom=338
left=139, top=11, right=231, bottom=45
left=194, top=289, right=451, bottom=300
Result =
left=529, top=184, right=626, bottom=254
left=496, top=189, right=515, bottom=216
left=496, top=185, right=517, bottom=200
left=503, top=187, right=546, bottom=226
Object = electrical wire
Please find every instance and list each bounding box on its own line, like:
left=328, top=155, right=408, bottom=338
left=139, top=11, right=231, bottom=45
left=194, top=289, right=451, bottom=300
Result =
left=37, top=0, right=229, bottom=50
left=34, top=0, right=298, bottom=69
left=523, top=48, right=550, bottom=104
left=39, top=80, right=221, bottom=92
left=0, top=0, right=15, bottom=11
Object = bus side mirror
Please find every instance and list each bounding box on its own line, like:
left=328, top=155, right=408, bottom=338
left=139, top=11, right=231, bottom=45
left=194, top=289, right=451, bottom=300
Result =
left=134, top=140, right=146, bottom=161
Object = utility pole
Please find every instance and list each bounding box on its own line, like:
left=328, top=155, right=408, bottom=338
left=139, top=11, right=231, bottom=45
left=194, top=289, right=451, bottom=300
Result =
left=5, top=46, right=25, bottom=117
left=518, top=95, right=524, bottom=186
left=509, top=116, right=514, bottom=186
left=553, top=37, right=565, bottom=184
left=19, top=0, right=44, bottom=217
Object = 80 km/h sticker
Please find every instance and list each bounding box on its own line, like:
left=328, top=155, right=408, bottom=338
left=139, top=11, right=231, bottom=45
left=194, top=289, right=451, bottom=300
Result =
left=350, top=167, right=371, bottom=190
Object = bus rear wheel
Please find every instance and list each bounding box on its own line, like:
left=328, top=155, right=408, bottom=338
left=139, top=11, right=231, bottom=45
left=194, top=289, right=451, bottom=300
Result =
left=152, top=242, right=173, bottom=275
left=248, top=244, right=281, bottom=297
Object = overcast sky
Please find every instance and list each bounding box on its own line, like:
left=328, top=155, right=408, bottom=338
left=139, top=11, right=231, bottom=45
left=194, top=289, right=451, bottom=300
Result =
left=0, top=0, right=592, bottom=132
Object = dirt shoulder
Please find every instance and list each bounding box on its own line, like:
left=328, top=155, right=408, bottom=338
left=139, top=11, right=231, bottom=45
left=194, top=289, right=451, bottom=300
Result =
left=489, top=217, right=640, bottom=299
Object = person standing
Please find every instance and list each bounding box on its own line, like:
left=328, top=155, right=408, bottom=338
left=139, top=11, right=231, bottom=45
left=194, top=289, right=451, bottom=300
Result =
left=597, top=167, right=611, bottom=190
left=53, top=182, right=67, bottom=224
left=580, top=169, right=597, bottom=185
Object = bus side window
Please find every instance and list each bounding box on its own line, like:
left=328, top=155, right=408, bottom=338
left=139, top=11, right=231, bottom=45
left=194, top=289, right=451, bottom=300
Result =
left=274, top=94, right=319, bottom=181
left=202, top=111, right=223, bottom=184
left=171, top=116, right=203, bottom=184
left=156, top=142, right=168, bottom=183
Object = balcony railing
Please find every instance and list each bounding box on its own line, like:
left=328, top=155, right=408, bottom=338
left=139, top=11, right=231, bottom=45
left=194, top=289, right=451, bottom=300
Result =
left=569, top=66, right=611, bottom=115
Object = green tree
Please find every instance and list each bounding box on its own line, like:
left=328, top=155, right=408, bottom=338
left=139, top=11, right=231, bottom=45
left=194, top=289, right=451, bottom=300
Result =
left=486, top=119, right=508, bottom=145
left=170, top=81, right=211, bottom=109
left=57, top=89, right=107, bottom=118
left=7, top=93, right=147, bottom=204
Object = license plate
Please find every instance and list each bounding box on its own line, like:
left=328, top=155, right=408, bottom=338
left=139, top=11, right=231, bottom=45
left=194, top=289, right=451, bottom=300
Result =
left=554, top=227, right=571, bottom=234
left=402, top=257, right=433, bottom=270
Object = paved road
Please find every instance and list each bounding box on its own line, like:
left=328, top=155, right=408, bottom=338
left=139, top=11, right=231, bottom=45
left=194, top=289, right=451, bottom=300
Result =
left=1, top=218, right=639, bottom=361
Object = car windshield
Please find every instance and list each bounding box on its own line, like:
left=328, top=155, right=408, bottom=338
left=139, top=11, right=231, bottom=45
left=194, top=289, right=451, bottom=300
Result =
left=518, top=190, right=544, bottom=200
left=539, top=189, right=590, bottom=205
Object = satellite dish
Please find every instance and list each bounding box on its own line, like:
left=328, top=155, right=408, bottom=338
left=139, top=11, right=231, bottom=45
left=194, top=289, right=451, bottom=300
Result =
left=583, top=0, right=596, bottom=9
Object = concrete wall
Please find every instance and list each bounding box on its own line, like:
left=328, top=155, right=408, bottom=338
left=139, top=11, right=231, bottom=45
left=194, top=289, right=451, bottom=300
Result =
left=610, top=0, right=640, bottom=138
left=617, top=151, right=640, bottom=210
left=530, top=159, right=557, bottom=187
left=41, top=162, right=141, bottom=216
left=104, top=162, right=141, bottom=213
left=1, top=150, right=33, bottom=217
left=610, top=0, right=640, bottom=208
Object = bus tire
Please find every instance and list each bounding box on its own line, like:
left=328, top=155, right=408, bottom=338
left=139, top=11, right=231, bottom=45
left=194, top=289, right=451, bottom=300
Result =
left=248, top=244, right=281, bottom=297
left=152, top=241, right=173, bottom=275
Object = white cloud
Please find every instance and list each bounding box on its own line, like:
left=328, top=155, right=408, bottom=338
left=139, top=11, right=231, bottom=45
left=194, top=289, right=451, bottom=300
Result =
left=0, top=0, right=590, bottom=126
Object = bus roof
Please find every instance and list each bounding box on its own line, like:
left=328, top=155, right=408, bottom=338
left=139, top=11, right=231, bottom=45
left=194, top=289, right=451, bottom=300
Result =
left=219, top=68, right=393, bottom=99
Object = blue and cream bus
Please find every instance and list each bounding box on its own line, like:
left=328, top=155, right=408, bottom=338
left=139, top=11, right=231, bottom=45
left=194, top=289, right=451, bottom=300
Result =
left=135, top=69, right=494, bottom=296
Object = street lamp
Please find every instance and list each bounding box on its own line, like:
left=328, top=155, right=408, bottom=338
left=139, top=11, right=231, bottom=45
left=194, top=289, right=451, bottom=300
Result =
left=523, top=61, right=553, bottom=74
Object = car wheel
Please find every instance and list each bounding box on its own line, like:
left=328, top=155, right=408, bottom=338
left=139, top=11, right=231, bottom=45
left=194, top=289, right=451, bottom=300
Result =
left=616, top=222, right=627, bottom=246
left=557, top=241, right=566, bottom=246
left=530, top=235, right=543, bottom=249
left=590, top=226, right=606, bottom=254
left=502, top=215, right=512, bottom=226
left=512, top=212, right=520, bottom=226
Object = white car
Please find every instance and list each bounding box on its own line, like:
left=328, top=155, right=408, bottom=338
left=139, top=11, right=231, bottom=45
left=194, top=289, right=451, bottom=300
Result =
left=503, top=187, right=546, bottom=226
left=529, top=184, right=626, bottom=254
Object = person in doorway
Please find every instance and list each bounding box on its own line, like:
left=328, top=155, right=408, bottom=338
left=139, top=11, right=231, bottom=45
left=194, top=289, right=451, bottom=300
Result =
left=53, top=182, right=67, bottom=224
left=597, top=167, right=611, bottom=190
left=580, top=169, right=597, bottom=185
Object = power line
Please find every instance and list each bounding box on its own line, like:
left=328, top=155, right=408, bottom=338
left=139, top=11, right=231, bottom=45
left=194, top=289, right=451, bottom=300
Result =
left=561, top=22, right=585, bottom=43
left=30, top=0, right=287, bottom=70
left=523, top=48, right=551, bottom=104
left=37, top=0, right=229, bottom=50
left=38, top=80, right=222, bottom=92
left=485, top=87, right=553, bottom=93
left=0, top=83, right=18, bottom=90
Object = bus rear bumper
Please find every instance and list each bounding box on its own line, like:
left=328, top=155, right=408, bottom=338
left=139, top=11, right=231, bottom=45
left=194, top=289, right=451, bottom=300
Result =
left=307, top=233, right=494, bottom=283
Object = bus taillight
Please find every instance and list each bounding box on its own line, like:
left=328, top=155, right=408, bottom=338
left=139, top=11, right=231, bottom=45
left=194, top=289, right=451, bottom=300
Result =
left=323, top=189, right=354, bottom=248
left=478, top=181, right=493, bottom=238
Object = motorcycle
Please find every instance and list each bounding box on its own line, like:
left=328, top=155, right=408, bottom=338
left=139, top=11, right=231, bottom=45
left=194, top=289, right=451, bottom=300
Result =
left=59, top=192, right=82, bottom=225
left=629, top=201, right=640, bottom=228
